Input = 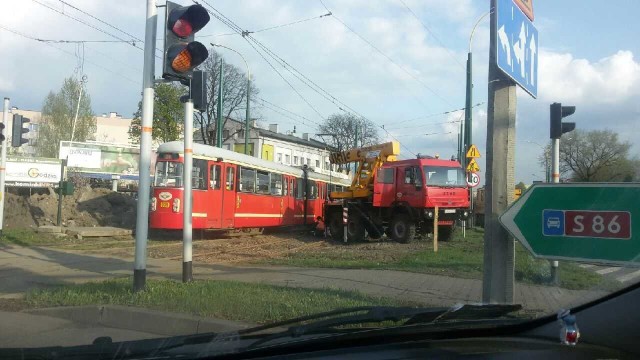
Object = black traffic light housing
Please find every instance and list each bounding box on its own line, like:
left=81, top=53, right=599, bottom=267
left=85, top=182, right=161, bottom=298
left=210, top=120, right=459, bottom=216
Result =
left=550, top=102, right=576, bottom=139
left=11, top=114, right=29, bottom=147
left=0, top=122, right=4, bottom=144
left=162, top=1, right=210, bottom=81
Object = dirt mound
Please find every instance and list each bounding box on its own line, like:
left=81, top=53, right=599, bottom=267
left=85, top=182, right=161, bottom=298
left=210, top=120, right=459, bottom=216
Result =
left=4, top=187, right=137, bottom=229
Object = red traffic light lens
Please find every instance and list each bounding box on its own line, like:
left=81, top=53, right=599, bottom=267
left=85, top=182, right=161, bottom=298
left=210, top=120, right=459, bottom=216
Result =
left=167, top=4, right=210, bottom=38
left=172, top=19, right=194, bottom=38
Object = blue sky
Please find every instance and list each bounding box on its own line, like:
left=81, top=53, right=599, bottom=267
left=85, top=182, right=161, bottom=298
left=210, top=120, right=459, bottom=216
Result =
left=1, top=0, right=639, bottom=184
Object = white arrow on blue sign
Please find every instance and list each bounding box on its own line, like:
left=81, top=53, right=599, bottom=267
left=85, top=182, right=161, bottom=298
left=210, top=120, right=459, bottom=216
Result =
left=496, top=0, right=538, bottom=98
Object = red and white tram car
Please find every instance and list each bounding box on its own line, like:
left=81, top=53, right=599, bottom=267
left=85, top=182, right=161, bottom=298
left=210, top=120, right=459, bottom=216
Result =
left=150, top=142, right=351, bottom=230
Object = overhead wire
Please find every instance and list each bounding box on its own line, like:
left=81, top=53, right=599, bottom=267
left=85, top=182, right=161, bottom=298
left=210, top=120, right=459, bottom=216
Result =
left=318, top=0, right=452, bottom=107
left=199, top=0, right=418, bottom=156
left=198, top=12, right=332, bottom=38
left=397, top=0, right=466, bottom=70
left=384, top=102, right=485, bottom=129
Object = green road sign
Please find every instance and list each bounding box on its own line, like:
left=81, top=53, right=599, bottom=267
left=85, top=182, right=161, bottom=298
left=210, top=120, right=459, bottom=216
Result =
left=500, top=183, right=640, bottom=266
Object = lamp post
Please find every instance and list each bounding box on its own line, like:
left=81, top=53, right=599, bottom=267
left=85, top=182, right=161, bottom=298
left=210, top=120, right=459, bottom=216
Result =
left=210, top=43, right=251, bottom=154
left=465, top=11, right=491, bottom=228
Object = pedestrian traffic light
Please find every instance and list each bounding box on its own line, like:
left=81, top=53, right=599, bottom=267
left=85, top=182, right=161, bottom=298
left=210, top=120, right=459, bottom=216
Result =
left=162, top=1, right=210, bottom=81
left=0, top=122, right=4, bottom=144
left=550, top=102, right=576, bottom=139
left=11, top=114, right=29, bottom=147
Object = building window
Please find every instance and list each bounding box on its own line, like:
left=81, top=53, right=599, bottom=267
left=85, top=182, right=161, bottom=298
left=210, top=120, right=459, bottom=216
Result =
left=294, top=156, right=298, bottom=165
left=223, top=129, right=230, bottom=139
left=315, top=160, right=320, bottom=168
left=277, top=153, right=282, bottom=163
left=325, top=161, right=329, bottom=170
left=285, top=154, right=290, bottom=164
left=306, top=158, right=311, bottom=165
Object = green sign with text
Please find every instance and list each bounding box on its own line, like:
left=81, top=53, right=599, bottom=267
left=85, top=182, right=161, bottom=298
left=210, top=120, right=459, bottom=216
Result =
left=500, top=183, right=640, bottom=266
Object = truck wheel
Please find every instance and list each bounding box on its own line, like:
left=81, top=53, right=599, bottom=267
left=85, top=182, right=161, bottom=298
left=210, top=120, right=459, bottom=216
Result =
left=347, top=215, right=365, bottom=242
left=328, top=213, right=344, bottom=241
left=438, top=225, right=455, bottom=242
left=390, top=214, right=416, bottom=243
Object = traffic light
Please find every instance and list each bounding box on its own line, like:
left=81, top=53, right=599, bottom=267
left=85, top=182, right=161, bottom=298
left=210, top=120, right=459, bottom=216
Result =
left=550, top=102, right=576, bottom=139
left=0, top=122, right=4, bottom=144
left=11, top=114, right=29, bottom=147
left=162, top=2, right=210, bottom=81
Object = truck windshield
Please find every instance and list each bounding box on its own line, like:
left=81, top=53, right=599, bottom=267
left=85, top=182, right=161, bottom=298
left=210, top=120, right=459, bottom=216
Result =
left=154, top=161, right=184, bottom=188
left=423, top=166, right=466, bottom=187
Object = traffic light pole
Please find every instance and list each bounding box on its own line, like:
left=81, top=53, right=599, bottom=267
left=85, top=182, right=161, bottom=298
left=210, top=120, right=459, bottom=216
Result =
left=0, top=98, right=8, bottom=236
left=216, top=59, right=224, bottom=148
left=183, top=99, right=194, bottom=283
left=134, top=0, right=157, bottom=292
left=482, top=0, right=516, bottom=304
left=550, top=137, right=560, bottom=284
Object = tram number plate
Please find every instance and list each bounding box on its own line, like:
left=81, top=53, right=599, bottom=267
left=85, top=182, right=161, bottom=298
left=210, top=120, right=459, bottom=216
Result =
left=160, top=201, right=170, bottom=208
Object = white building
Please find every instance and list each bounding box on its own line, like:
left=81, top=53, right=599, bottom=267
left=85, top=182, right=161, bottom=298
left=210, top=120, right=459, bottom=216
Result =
left=195, top=119, right=348, bottom=179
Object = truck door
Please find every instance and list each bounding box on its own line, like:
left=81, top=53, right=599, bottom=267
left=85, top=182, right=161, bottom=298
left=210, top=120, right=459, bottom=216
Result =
left=396, top=165, right=424, bottom=207
left=373, top=167, right=395, bottom=207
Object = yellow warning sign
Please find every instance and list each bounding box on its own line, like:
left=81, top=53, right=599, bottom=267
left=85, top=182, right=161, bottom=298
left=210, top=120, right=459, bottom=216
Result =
left=466, top=158, right=480, bottom=173
left=466, top=144, right=481, bottom=158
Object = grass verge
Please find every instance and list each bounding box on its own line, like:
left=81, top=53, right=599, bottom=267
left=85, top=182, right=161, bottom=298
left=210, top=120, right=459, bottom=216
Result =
left=0, top=228, right=58, bottom=247
left=264, top=228, right=619, bottom=291
left=24, top=278, right=409, bottom=324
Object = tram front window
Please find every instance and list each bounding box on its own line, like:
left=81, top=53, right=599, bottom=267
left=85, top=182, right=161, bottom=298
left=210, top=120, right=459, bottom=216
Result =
left=154, top=161, right=184, bottom=188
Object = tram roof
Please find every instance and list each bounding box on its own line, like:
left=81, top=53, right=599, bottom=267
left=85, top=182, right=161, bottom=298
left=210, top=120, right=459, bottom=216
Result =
left=157, top=141, right=351, bottom=185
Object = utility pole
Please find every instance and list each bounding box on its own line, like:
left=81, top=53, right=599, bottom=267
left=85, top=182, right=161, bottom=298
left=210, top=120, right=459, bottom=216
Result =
left=215, top=59, right=224, bottom=148
left=70, top=75, right=87, bottom=143
left=482, top=0, right=516, bottom=304
left=0, top=98, right=8, bottom=236
left=245, top=75, right=251, bottom=154
left=134, top=0, right=157, bottom=292
left=183, top=99, right=194, bottom=282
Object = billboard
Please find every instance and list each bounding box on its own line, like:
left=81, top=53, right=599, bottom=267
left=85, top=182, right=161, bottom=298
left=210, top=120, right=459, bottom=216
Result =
left=6, top=157, right=62, bottom=187
left=59, top=141, right=141, bottom=176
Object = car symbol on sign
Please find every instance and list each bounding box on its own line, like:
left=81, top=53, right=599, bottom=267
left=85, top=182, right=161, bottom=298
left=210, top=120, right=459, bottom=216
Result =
left=546, top=217, right=561, bottom=229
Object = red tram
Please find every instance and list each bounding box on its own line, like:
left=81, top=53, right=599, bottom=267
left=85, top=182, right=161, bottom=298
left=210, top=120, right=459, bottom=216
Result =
left=150, top=142, right=351, bottom=230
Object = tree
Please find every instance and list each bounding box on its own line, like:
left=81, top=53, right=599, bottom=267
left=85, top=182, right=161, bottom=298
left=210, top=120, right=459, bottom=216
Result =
left=318, top=113, right=380, bottom=152
left=558, top=129, right=636, bottom=182
left=37, top=77, right=96, bottom=157
left=515, top=181, right=527, bottom=191
left=129, top=83, right=185, bottom=144
left=195, top=50, right=260, bottom=145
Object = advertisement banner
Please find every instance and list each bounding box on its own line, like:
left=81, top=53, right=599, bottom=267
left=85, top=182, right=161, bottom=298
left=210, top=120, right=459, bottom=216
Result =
left=6, top=157, right=62, bottom=187
left=59, top=141, right=140, bottom=176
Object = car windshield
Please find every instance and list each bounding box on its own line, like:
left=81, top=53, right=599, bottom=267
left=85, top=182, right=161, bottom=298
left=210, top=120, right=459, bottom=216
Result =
left=1, top=0, right=639, bottom=356
left=424, top=166, right=466, bottom=187
left=154, top=161, right=184, bottom=188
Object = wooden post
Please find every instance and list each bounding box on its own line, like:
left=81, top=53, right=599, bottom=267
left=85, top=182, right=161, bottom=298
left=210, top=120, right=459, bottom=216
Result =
left=433, top=206, right=439, bottom=252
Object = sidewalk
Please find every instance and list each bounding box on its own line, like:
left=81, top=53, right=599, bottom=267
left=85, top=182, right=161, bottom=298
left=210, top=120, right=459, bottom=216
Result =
left=0, top=244, right=606, bottom=314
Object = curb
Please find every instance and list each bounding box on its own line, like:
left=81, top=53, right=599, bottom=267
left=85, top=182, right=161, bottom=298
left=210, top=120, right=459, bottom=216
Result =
left=26, top=305, right=255, bottom=336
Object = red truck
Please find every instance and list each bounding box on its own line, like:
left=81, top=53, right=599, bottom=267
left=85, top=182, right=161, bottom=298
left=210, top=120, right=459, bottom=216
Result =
left=324, top=141, right=470, bottom=242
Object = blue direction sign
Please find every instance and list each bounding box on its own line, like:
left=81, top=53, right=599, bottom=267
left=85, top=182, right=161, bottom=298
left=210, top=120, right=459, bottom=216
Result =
left=500, top=183, right=640, bottom=266
left=496, top=0, right=538, bottom=98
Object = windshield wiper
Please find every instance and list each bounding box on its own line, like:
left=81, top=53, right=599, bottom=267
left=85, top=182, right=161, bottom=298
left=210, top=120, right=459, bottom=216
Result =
left=245, top=303, right=522, bottom=350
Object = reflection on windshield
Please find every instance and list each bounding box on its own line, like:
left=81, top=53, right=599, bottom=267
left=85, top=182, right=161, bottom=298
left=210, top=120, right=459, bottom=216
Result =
left=154, top=161, right=184, bottom=188
left=424, top=166, right=466, bottom=187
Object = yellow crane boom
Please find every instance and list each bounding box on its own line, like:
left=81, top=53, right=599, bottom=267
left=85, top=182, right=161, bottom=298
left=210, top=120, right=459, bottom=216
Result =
left=329, top=141, right=400, bottom=199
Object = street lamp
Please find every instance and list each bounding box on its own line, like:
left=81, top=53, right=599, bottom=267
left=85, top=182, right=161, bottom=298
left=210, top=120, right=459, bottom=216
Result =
left=524, top=140, right=550, bottom=182
left=210, top=43, right=251, bottom=155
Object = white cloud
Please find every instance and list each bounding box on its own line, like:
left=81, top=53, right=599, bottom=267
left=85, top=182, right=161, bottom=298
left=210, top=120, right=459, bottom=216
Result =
left=538, top=50, right=640, bottom=104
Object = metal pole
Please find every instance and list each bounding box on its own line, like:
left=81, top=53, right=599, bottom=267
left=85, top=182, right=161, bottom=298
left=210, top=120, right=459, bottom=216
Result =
left=343, top=202, right=348, bottom=243
left=482, top=0, right=516, bottom=304
left=216, top=59, right=224, bottom=148
left=183, top=100, right=194, bottom=282
left=70, top=75, right=86, bottom=143
left=56, top=159, right=66, bottom=226
left=550, top=137, right=560, bottom=284
left=244, top=76, right=251, bottom=155
left=0, top=98, right=9, bottom=236
left=134, top=0, right=157, bottom=292
left=465, top=52, right=474, bottom=228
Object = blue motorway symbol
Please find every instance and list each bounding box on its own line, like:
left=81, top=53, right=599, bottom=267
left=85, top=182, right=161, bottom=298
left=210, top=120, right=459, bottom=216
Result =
left=496, top=0, right=538, bottom=98
left=543, top=209, right=565, bottom=236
